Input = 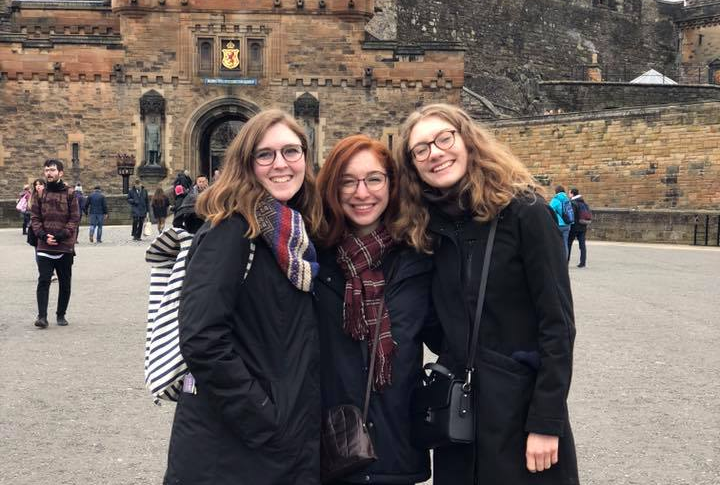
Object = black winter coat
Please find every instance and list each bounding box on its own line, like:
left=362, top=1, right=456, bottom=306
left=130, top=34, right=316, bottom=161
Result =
left=426, top=196, right=579, bottom=485
left=314, top=246, right=432, bottom=484
left=165, top=215, right=321, bottom=485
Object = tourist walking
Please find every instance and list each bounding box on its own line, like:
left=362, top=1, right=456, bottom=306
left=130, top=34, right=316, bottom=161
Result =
left=568, top=187, right=591, bottom=268
left=314, top=135, right=433, bottom=484
left=164, top=109, right=323, bottom=485
left=550, top=185, right=574, bottom=258
left=16, top=184, right=31, bottom=235
left=396, top=104, right=578, bottom=485
left=30, top=159, right=81, bottom=328
left=150, top=187, right=170, bottom=233
left=85, top=185, right=108, bottom=243
left=127, top=179, right=149, bottom=241
left=189, top=175, right=208, bottom=196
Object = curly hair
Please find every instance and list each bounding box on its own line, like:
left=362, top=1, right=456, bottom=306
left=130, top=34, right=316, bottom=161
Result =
left=394, top=103, right=543, bottom=251
left=195, top=109, right=323, bottom=238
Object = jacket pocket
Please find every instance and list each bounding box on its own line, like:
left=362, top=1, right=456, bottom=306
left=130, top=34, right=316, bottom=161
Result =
left=233, top=379, right=280, bottom=450
left=474, top=348, right=536, bottom=479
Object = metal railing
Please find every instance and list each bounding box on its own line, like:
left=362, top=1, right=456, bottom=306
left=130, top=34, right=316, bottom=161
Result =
left=692, top=214, right=720, bottom=246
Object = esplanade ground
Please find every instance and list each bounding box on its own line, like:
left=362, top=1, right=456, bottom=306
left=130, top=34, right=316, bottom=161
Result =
left=1, top=226, right=718, bottom=485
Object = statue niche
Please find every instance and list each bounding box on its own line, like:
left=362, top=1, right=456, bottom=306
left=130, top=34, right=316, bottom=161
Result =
left=139, top=90, right=167, bottom=182
left=140, top=91, right=166, bottom=166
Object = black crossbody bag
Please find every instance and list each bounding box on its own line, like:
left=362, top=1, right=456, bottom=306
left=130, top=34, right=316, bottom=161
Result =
left=410, top=217, right=498, bottom=449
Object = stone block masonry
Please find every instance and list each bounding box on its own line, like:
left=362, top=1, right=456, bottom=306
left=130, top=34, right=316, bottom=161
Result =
left=396, top=0, right=677, bottom=114
left=491, top=102, right=720, bottom=211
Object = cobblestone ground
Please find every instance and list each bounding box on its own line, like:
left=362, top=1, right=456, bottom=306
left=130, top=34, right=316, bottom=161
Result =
left=1, top=225, right=718, bottom=485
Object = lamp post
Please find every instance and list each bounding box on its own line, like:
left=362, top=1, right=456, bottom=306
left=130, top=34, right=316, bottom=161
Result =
left=116, top=154, right=136, bottom=194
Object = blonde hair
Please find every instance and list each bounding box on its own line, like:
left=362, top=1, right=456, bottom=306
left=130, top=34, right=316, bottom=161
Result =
left=195, top=109, right=323, bottom=238
left=394, top=103, right=543, bottom=250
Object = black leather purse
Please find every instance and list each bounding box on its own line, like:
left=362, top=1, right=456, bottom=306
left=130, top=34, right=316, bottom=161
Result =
left=320, top=298, right=385, bottom=483
left=410, top=217, right=498, bottom=449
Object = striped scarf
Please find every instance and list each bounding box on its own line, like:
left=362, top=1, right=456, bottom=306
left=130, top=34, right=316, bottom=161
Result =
left=336, top=226, right=396, bottom=390
left=256, top=193, right=318, bottom=292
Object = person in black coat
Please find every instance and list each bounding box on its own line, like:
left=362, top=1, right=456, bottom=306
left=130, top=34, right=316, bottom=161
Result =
left=165, top=109, right=324, bottom=485
left=395, top=104, right=579, bottom=485
left=127, top=179, right=149, bottom=241
left=314, top=135, right=433, bottom=485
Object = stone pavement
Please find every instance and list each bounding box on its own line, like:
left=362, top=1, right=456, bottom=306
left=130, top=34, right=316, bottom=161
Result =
left=1, top=225, right=718, bottom=485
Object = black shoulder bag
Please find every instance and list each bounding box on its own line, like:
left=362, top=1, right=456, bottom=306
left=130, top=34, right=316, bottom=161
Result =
left=320, top=298, right=385, bottom=483
left=410, top=217, right=498, bottom=449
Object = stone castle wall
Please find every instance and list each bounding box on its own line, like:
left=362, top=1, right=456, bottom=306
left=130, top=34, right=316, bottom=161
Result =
left=0, top=3, right=463, bottom=197
left=540, top=82, right=720, bottom=113
left=396, top=0, right=678, bottom=113
left=0, top=79, right=458, bottom=197
left=491, top=102, right=720, bottom=210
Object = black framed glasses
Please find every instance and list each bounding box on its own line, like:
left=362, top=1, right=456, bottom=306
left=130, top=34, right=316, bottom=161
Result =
left=253, top=144, right=305, bottom=166
left=340, top=171, right=388, bottom=194
left=409, top=129, right=457, bottom=162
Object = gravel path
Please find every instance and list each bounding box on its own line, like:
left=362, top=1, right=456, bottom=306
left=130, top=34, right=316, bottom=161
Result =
left=1, top=226, right=718, bottom=485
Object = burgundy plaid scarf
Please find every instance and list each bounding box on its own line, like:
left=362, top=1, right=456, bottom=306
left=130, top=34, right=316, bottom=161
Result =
left=255, top=194, right=318, bottom=292
left=336, top=226, right=396, bottom=390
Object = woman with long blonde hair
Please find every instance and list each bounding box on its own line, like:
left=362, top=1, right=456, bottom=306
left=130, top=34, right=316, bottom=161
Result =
left=396, top=104, right=578, bottom=485
left=164, top=109, right=323, bottom=485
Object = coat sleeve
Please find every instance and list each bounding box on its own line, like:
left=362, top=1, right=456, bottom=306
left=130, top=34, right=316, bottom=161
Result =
left=517, top=201, right=576, bottom=437
left=178, top=220, right=279, bottom=448
left=56, top=194, right=81, bottom=242
left=30, top=196, right=46, bottom=240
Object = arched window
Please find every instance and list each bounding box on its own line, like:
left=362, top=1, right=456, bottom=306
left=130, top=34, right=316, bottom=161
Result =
left=199, top=39, right=213, bottom=73
left=248, top=40, right=264, bottom=76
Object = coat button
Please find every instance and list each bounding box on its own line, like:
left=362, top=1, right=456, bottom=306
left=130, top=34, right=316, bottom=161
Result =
left=367, top=421, right=374, bottom=428
left=326, top=276, right=332, bottom=282
left=364, top=475, right=370, bottom=482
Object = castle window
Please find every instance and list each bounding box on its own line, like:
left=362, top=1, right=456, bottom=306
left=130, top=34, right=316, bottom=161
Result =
left=199, top=39, right=213, bottom=74
left=72, top=143, right=80, bottom=167
left=248, top=39, right=264, bottom=77
left=592, top=0, right=617, bottom=10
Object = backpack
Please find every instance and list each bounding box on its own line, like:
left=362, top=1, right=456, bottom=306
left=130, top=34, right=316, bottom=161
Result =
left=144, top=228, right=255, bottom=404
left=576, top=200, right=592, bottom=225
left=560, top=198, right=575, bottom=225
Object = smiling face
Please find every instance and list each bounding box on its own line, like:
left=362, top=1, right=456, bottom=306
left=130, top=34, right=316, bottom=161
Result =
left=407, top=115, right=468, bottom=190
left=252, top=122, right=306, bottom=203
left=44, top=164, right=63, bottom=184
left=340, top=149, right=390, bottom=237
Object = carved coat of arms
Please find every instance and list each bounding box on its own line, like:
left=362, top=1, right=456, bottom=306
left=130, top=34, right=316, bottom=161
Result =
left=221, top=41, right=240, bottom=70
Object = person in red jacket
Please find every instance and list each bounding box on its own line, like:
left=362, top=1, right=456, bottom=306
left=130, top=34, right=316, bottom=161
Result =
left=30, top=159, right=81, bottom=329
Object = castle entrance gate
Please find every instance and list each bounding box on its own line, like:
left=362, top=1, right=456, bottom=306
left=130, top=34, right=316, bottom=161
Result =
left=183, top=97, right=261, bottom=178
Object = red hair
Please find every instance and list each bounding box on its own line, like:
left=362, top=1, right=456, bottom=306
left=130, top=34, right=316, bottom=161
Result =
left=316, top=135, right=401, bottom=247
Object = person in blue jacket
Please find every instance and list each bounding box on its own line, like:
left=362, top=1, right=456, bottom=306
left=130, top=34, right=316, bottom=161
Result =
left=549, top=185, right=573, bottom=258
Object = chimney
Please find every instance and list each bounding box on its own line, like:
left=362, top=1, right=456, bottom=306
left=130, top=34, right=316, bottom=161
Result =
left=585, top=52, right=602, bottom=82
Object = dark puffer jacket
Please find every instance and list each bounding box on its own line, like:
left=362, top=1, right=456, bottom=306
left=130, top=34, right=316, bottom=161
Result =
left=314, top=245, right=433, bottom=484
left=165, top=215, right=321, bottom=485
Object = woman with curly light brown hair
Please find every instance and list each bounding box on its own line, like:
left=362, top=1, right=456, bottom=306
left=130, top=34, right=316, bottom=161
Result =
left=395, top=104, right=579, bottom=485
left=165, top=109, right=323, bottom=485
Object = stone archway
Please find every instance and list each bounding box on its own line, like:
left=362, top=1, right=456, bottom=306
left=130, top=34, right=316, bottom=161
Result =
left=182, top=97, right=261, bottom=177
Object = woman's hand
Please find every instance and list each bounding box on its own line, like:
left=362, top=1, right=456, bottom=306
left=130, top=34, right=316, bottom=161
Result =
left=525, top=432, right=559, bottom=473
